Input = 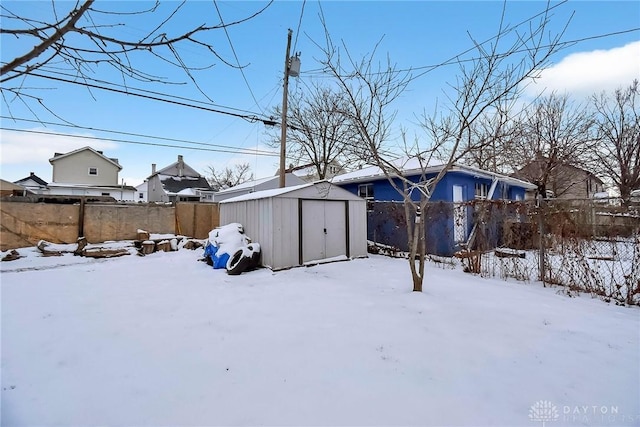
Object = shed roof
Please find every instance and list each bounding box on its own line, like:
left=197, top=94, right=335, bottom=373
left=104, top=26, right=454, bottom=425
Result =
left=220, top=181, right=365, bottom=203
left=214, top=173, right=304, bottom=196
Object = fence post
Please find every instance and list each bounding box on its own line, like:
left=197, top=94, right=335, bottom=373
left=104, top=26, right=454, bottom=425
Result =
left=78, top=197, right=85, bottom=238
left=537, top=195, right=546, bottom=285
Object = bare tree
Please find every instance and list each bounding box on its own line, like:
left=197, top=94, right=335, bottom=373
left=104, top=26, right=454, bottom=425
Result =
left=271, top=82, right=357, bottom=179
left=508, top=92, right=595, bottom=198
left=589, top=80, right=640, bottom=201
left=458, top=98, right=520, bottom=174
left=205, top=163, right=253, bottom=191
left=320, top=3, right=568, bottom=291
left=1, top=1, right=272, bottom=112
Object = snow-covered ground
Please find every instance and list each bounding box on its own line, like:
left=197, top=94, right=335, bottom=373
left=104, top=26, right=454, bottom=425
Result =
left=1, top=245, right=639, bottom=426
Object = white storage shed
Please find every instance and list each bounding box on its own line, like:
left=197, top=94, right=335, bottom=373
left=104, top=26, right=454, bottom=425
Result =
left=219, top=181, right=367, bottom=270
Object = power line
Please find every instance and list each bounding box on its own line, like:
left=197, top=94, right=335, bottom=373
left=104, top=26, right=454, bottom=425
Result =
left=407, top=27, right=640, bottom=84
left=213, top=0, right=264, bottom=114
left=1, top=127, right=280, bottom=156
left=300, top=22, right=639, bottom=80
left=16, top=65, right=269, bottom=118
left=293, top=0, right=306, bottom=53
left=23, top=70, right=279, bottom=124
left=0, top=115, right=278, bottom=155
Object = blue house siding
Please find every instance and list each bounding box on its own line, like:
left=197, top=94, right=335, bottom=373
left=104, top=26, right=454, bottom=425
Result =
left=335, top=166, right=533, bottom=256
left=340, top=171, right=525, bottom=203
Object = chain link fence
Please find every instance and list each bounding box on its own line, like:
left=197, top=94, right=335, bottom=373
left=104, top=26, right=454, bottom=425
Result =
left=368, top=199, right=640, bottom=305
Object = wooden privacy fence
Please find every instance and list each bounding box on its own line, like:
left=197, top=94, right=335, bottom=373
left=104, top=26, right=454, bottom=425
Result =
left=0, top=200, right=219, bottom=251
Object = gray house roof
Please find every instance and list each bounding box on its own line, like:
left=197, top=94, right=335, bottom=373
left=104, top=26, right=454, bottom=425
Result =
left=160, top=175, right=212, bottom=194
left=14, top=172, right=48, bottom=187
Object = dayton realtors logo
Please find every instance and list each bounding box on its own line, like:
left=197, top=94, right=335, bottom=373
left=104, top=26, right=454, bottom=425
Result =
left=529, top=400, right=559, bottom=426
left=529, top=401, right=637, bottom=425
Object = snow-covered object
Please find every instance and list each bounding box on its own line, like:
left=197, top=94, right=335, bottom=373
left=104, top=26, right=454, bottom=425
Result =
left=204, top=223, right=251, bottom=269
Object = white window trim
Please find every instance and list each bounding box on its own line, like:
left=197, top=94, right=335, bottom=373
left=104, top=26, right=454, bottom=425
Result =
left=474, top=182, right=488, bottom=200
left=88, top=167, right=99, bottom=176
left=358, top=183, right=374, bottom=199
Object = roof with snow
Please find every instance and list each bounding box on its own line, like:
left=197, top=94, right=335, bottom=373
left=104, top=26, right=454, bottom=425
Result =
left=177, top=188, right=198, bottom=196
left=214, top=173, right=305, bottom=198
left=331, top=158, right=536, bottom=189
left=160, top=175, right=212, bottom=194
left=220, top=181, right=364, bottom=203
left=46, top=182, right=138, bottom=191
left=216, top=175, right=278, bottom=194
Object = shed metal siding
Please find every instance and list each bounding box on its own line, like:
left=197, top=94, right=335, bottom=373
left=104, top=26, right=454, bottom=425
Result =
left=271, top=197, right=300, bottom=270
left=220, top=182, right=367, bottom=271
left=348, top=200, right=367, bottom=257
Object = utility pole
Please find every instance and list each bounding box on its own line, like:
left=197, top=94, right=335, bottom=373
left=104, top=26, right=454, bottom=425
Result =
left=279, top=29, right=293, bottom=188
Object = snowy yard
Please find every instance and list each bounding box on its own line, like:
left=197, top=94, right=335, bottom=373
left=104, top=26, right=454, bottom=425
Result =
left=1, top=245, right=639, bottom=426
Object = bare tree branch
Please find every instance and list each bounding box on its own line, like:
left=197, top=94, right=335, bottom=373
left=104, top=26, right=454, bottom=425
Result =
left=205, top=163, right=254, bottom=191
left=1, top=0, right=273, bottom=107
left=589, top=80, right=640, bottom=200
left=319, top=1, right=570, bottom=292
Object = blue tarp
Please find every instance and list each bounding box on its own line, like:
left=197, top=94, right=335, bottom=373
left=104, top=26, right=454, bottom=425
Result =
left=204, top=242, right=230, bottom=269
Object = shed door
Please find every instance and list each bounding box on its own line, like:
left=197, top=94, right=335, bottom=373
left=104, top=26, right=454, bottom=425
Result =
left=301, top=200, right=347, bottom=263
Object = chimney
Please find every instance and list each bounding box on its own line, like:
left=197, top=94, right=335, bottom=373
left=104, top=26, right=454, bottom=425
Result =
left=30, top=171, right=35, bottom=176
left=151, top=163, right=156, bottom=175
left=178, top=155, right=184, bottom=177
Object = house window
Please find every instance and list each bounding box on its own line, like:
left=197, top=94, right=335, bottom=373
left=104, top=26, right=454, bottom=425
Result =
left=88, top=167, right=98, bottom=176
left=475, top=182, right=489, bottom=199
left=139, top=193, right=144, bottom=199
left=101, top=192, right=110, bottom=196
left=358, top=183, right=374, bottom=199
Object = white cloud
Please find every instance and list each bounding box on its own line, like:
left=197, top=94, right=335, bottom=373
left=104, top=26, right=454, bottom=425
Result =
left=0, top=128, right=118, bottom=165
left=524, top=40, right=640, bottom=98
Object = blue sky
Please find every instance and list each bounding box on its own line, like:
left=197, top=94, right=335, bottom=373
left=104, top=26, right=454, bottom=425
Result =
left=1, top=1, right=639, bottom=186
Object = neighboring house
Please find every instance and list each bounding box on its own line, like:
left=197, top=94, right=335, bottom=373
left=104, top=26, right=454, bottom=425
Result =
left=145, top=155, right=214, bottom=203
left=512, top=158, right=604, bottom=200
left=135, top=181, right=148, bottom=203
left=47, top=146, right=136, bottom=201
left=213, top=173, right=305, bottom=202
left=13, top=172, right=48, bottom=194
left=332, top=157, right=536, bottom=255
left=284, top=161, right=346, bottom=183
left=0, top=179, right=29, bottom=197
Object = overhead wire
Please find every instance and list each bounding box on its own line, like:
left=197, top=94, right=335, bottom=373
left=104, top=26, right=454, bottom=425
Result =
left=407, top=27, right=640, bottom=84
left=292, top=0, right=306, bottom=54
left=15, top=65, right=268, bottom=118
left=298, top=15, right=639, bottom=81
left=0, top=115, right=278, bottom=155
left=212, top=0, right=264, bottom=114
left=21, top=70, right=277, bottom=124
left=2, top=127, right=279, bottom=156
